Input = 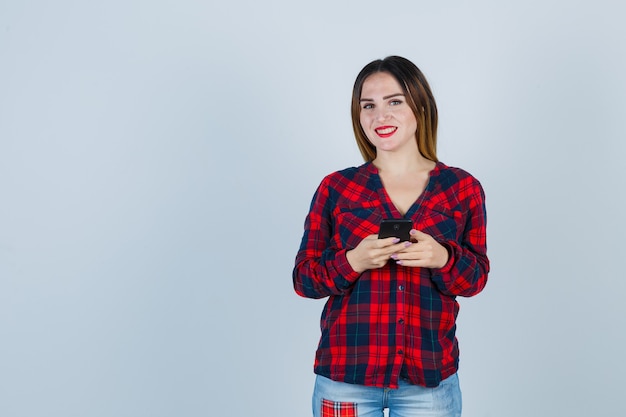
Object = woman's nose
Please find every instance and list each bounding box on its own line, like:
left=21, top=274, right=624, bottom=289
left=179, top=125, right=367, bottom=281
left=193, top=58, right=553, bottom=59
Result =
left=375, top=108, right=390, bottom=121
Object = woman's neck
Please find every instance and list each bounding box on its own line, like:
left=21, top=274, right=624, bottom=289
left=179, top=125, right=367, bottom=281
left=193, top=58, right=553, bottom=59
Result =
left=373, top=150, right=435, bottom=175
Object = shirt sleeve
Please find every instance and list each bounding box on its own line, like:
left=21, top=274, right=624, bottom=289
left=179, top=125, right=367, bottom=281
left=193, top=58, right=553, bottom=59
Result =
left=292, top=176, right=362, bottom=299
left=430, top=178, right=490, bottom=297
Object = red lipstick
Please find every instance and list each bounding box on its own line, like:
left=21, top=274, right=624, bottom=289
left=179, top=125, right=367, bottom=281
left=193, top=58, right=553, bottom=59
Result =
left=375, top=126, right=397, bottom=138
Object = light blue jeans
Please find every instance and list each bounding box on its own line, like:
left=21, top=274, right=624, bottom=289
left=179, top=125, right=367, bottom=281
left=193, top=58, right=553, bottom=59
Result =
left=312, top=374, right=462, bottom=417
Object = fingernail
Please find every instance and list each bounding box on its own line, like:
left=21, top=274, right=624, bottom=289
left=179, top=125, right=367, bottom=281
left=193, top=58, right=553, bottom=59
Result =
left=404, top=242, right=412, bottom=247
left=392, top=238, right=400, bottom=243
left=391, top=254, right=398, bottom=260
left=396, top=260, right=403, bottom=265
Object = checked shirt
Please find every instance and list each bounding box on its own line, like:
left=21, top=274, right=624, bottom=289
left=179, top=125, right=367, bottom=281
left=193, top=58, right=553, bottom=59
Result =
left=293, top=161, right=489, bottom=388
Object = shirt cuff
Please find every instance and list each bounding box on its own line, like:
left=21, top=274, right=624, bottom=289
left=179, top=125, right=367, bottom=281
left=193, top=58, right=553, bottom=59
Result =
left=335, top=249, right=362, bottom=284
left=437, top=241, right=456, bottom=274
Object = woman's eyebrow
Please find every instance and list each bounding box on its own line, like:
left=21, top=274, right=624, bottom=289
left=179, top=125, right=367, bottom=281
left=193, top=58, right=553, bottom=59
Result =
left=359, top=93, right=405, bottom=102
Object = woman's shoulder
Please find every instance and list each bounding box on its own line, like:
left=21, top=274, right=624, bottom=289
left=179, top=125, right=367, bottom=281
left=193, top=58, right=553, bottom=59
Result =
left=321, top=162, right=374, bottom=184
left=432, top=161, right=485, bottom=199
left=434, top=161, right=482, bottom=184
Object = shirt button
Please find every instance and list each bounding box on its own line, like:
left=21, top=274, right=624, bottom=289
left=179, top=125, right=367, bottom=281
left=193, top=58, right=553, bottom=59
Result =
left=398, top=285, right=404, bottom=291
left=398, top=350, right=404, bottom=355
left=398, top=319, right=404, bottom=325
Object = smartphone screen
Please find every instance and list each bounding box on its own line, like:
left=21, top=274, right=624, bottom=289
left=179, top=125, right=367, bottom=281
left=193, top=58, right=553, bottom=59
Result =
left=378, top=219, right=413, bottom=242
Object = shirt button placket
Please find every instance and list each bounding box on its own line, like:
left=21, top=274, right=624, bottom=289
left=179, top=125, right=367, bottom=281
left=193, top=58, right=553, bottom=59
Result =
left=396, top=281, right=406, bottom=367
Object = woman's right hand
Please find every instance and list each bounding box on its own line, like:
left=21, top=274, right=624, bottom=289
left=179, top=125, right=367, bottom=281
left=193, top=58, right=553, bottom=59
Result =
left=346, top=235, right=410, bottom=273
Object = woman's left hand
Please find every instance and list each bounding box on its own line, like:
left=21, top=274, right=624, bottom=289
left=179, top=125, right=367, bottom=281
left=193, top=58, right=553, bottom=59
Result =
left=391, top=229, right=450, bottom=269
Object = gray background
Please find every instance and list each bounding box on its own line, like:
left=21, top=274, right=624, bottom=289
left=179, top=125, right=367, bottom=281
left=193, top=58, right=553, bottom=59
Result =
left=1, top=0, right=625, bottom=416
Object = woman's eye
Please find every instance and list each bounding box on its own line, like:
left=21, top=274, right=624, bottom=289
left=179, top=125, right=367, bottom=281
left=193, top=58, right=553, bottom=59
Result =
left=362, top=103, right=374, bottom=110
left=390, top=99, right=402, bottom=106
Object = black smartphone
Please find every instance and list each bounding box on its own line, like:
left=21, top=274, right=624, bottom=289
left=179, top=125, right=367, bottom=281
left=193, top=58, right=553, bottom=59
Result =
left=378, top=219, right=413, bottom=242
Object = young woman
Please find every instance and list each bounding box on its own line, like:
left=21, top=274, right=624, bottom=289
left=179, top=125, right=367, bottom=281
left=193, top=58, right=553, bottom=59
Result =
left=293, top=56, right=489, bottom=417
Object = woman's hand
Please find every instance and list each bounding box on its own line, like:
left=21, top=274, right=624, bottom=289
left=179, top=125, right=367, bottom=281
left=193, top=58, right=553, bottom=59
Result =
left=391, top=229, right=450, bottom=269
left=346, top=234, right=410, bottom=273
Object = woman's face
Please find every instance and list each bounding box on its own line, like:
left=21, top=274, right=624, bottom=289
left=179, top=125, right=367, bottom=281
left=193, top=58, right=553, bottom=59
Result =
left=359, top=72, right=418, bottom=155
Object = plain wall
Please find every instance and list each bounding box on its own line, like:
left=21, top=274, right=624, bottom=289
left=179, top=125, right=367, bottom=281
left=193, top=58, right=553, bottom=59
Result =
left=1, top=1, right=625, bottom=416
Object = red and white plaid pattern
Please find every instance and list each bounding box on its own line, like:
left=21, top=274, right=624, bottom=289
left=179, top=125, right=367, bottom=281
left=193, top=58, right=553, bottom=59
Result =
left=321, top=399, right=358, bottom=417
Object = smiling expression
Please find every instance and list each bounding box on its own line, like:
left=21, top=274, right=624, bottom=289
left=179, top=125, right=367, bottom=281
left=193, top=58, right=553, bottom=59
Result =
left=359, top=72, right=418, bottom=154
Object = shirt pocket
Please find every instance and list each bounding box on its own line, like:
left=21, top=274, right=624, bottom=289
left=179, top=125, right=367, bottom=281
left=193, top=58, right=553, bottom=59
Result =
left=334, top=201, right=383, bottom=249
left=418, top=203, right=464, bottom=241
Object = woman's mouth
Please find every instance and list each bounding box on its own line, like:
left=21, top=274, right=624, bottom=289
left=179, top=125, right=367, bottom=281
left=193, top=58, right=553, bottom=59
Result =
left=375, top=126, right=397, bottom=138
